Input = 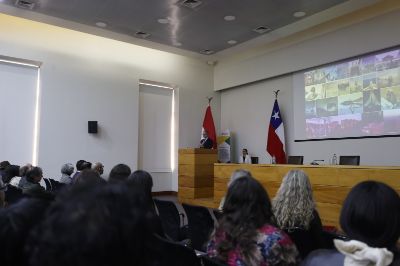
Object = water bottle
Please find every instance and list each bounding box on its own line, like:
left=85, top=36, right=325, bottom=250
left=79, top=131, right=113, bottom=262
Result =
left=332, top=154, right=337, bottom=165
left=271, top=156, right=276, bottom=164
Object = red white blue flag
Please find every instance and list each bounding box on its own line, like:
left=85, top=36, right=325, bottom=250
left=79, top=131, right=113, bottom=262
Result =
left=267, top=99, right=286, bottom=163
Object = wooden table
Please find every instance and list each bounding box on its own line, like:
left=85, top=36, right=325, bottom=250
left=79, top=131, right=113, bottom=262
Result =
left=213, top=164, right=400, bottom=227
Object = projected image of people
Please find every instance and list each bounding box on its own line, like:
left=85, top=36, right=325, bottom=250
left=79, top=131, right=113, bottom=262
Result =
left=363, top=74, right=377, bottom=91
left=303, top=46, right=400, bottom=139
left=375, top=50, right=400, bottom=71
left=381, top=87, right=400, bottom=110
left=336, top=62, right=350, bottom=80
left=361, top=111, right=384, bottom=135
left=323, top=82, right=338, bottom=98
left=316, top=97, right=338, bottom=117
left=361, top=55, right=376, bottom=74
left=338, top=80, right=350, bottom=96
left=349, top=59, right=361, bottom=76
left=305, top=101, right=317, bottom=118
left=338, top=92, right=363, bottom=115
left=349, top=77, right=363, bottom=93
left=378, top=69, right=400, bottom=89
left=363, top=89, right=381, bottom=112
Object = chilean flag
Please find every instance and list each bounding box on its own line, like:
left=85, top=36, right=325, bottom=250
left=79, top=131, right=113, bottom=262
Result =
left=202, top=105, right=217, bottom=149
left=267, top=99, right=286, bottom=163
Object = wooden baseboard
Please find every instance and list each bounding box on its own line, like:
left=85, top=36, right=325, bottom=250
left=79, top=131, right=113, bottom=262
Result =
left=152, top=191, right=178, bottom=196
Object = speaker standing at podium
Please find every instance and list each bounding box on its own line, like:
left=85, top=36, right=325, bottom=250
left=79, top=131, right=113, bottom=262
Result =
left=200, top=130, right=213, bottom=149
left=239, top=148, right=251, bottom=164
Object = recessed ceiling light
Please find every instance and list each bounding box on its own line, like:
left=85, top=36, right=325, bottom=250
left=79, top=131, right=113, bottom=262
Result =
left=200, top=49, right=214, bottom=55
left=95, top=21, right=107, bottom=28
left=227, top=40, right=237, bottom=45
left=157, top=18, right=170, bottom=24
left=293, top=11, right=306, bottom=18
left=224, top=15, right=236, bottom=21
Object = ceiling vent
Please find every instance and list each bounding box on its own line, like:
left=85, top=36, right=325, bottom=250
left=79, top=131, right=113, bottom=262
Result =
left=253, top=26, right=272, bottom=34
left=15, top=0, right=35, bottom=9
left=179, top=0, right=203, bottom=9
left=135, top=31, right=151, bottom=39
left=200, top=49, right=214, bottom=55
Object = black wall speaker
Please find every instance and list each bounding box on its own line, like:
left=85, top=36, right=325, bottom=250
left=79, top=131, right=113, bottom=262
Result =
left=88, top=121, right=98, bottom=134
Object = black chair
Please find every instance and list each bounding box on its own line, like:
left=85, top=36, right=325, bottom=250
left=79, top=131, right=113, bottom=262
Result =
left=339, top=156, right=360, bottom=165
left=151, top=234, right=201, bottom=266
left=182, top=203, right=215, bottom=252
left=287, top=156, right=304, bottom=165
left=154, top=199, right=187, bottom=241
left=250, top=156, right=259, bottom=164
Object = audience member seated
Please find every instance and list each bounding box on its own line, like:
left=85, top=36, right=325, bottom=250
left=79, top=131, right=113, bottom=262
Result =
left=59, top=163, right=74, bottom=184
left=26, top=182, right=167, bottom=266
left=0, top=160, right=11, bottom=178
left=207, top=176, right=299, bottom=265
left=20, top=167, right=44, bottom=193
left=273, top=170, right=325, bottom=258
left=108, top=163, right=131, bottom=183
left=73, top=169, right=106, bottom=186
left=92, top=162, right=104, bottom=177
left=1, top=165, right=24, bottom=206
left=0, top=197, right=52, bottom=266
left=71, top=160, right=91, bottom=181
left=302, top=181, right=400, bottom=266
left=218, top=169, right=252, bottom=210
left=16, top=163, right=33, bottom=188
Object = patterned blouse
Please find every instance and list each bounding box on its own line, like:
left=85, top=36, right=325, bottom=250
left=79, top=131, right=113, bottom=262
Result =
left=207, top=224, right=299, bottom=266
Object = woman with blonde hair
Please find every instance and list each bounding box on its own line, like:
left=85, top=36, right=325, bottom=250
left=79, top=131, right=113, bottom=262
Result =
left=273, top=169, right=325, bottom=258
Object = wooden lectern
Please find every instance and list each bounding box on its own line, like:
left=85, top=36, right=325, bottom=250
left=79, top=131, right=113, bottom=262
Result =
left=178, top=148, right=217, bottom=204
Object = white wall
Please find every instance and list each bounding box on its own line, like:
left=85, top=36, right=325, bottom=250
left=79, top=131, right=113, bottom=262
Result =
left=0, top=14, right=220, bottom=191
left=219, top=10, right=400, bottom=166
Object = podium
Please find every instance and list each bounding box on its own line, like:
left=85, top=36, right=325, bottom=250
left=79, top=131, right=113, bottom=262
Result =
left=178, top=148, right=217, bottom=202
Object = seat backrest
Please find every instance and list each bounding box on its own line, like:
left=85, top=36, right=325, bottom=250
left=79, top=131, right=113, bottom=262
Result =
left=339, top=156, right=360, bottom=165
left=154, top=199, right=182, bottom=241
left=182, top=203, right=214, bottom=251
left=151, top=234, right=201, bottom=266
left=288, top=156, right=304, bottom=165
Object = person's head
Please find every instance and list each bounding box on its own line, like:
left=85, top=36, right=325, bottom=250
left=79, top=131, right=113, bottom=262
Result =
left=73, top=169, right=105, bottom=186
left=0, top=198, right=51, bottom=266
left=127, top=170, right=153, bottom=196
left=61, top=163, right=74, bottom=176
left=19, top=164, right=32, bottom=177
left=75, top=160, right=86, bottom=171
left=27, top=183, right=158, bottom=266
left=242, top=148, right=248, bottom=156
left=216, top=177, right=275, bottom=265
left=202, top=129, right=208, bottom=139
left=272, top=170, right=315, bottom=229
left=108, top=164, right=131, bottom=183
left=223, top=176, right=274, bottom=229
left=81, top=161, right=92, bottom=170
left=92, top=162, right=104, bottom=175
left=0, top=161, right=10, bottom=170
left=227, top=169, right=251, bottom=187
left=2, top=165, right=20, bottom=183
left=340, top=181, right=400, bottom=249
left=26, top=167, right=43, bottom=183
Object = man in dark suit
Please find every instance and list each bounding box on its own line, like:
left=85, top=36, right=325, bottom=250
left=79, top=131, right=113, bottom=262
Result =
left=200, top=130, right=213, bottom=149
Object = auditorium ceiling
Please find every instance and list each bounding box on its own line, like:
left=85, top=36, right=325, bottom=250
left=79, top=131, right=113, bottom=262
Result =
left=0, top=0, right=380, bottom=58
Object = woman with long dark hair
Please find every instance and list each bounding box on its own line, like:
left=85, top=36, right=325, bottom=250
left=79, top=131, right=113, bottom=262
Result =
left=207, top=176, right=299, bottom=265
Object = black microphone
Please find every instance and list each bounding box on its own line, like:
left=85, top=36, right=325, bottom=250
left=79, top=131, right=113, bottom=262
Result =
left=311, top=160, right=324, bottom=165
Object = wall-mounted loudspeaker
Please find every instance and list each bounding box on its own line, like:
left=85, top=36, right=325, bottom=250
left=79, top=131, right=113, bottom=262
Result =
left=88, top=121, right=98, bottom=134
